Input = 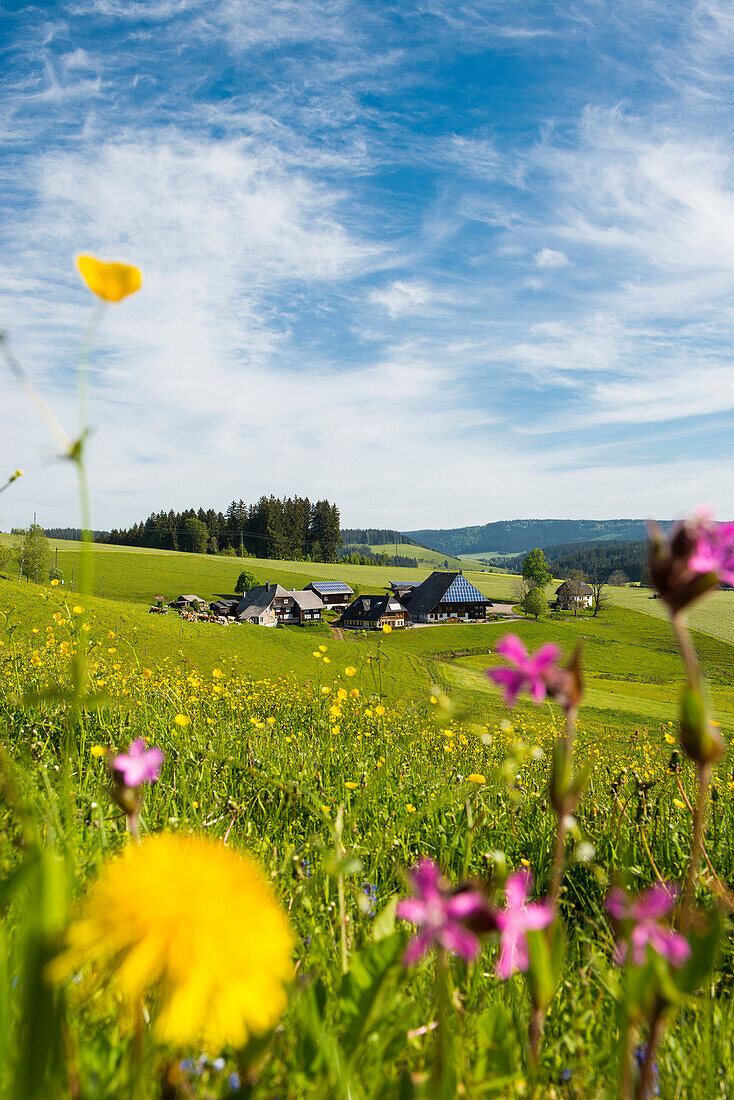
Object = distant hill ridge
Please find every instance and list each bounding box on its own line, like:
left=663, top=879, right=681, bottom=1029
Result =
left=402, top=519, right=669, bottom=558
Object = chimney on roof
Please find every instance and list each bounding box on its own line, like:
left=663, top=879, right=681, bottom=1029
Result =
left=266, top=582, right=271, bottom=591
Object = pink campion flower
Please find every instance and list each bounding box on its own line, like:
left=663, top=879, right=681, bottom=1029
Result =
left=688, top=515, right=734, bottom=587
left=495, top=869, right=554, bottom=979
left=396, top=859, right=494, bottom=965
left=606, top=882, right=690, bottom=968
left=112, top=738, right=164, bottom=788
left=486, top=634, right=562, bottom=706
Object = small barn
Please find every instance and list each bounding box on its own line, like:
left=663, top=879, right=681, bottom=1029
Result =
left=554, top=580, right=593, bottom=611
left=402, top=571, right=491, bottom=623
left=306, top=580, right=354, bottom=608
left=210, top=598, right=239, bottom=617
left=340, top=594, right=407, bottom=631
left=170, top=594, right=207, bottom=611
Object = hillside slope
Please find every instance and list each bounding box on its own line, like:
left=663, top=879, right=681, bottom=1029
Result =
left=404, top=519, right=667, bottom=557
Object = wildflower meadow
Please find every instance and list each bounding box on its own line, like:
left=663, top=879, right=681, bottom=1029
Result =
left=3, top=260, right=734, bottom=1100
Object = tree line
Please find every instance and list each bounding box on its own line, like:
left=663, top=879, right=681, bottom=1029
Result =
left=96, top=496, right=342, bottom=562
left=340, top=529, right=423, bottom=548
left=502, top=538, right=648, bottom=582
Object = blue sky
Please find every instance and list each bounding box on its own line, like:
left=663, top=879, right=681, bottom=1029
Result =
left=2, top=0, right=734, bottom=530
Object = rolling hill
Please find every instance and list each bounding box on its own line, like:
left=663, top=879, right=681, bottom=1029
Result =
left=403, top=519, right=667, bottom=558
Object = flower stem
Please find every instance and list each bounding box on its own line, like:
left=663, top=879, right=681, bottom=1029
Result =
left=634, top=1005, right=665, bottom=1100
left=680, top=762, right=711, bottom=930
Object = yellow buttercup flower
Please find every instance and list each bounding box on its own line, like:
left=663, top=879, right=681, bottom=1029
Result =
left=50, top=833, right=293, bottom=1047
left=90, top=745, right=106, bottom=758
left=174, top=714, right=190, bottom=728
left=382, top=623, right=392, bottom=634
left=345, top=666, right=356, bottom=677
left=77, top=255, right=142, bottom=303
left=345, top=781, right=359, bottom=790
left=468, top=773, right=486, bottom=784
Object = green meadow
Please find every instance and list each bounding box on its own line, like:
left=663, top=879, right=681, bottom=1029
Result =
left=3, top=540, right=733, bottom=734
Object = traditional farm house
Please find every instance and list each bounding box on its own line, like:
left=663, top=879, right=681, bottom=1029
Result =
left=305, top=580, right=354, bottom=608
left=399, top=571, right=491, bottom=622
left=554, top=580, right=593, bottom=611
left=210, top=598, right=239, bottom=617
left=235, top=583, right=324, bottom=626
left=340, top=594, right=407, bottom=630
left=170, top=594, right=207, bottom=611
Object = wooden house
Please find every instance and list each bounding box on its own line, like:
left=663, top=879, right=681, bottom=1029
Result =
left=400, top=571, right=491, bottom=623
left=554, top=580, right=593, bottom=611
left=235, top=583, right=324, bottom=626
left=340, top=594, right=407, bottom=631
left=305, top=580, right=354, bottom=608
left=170, top=594, right=207, bottom=611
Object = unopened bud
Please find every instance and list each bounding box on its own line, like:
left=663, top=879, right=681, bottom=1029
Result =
left=679, top=684, right=725, bottom=766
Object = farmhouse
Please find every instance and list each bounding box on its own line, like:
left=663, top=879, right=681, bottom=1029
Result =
left=340, top=594, right=407, bottom=631
left=210, top=598, right=239, bottom=617
left=170, top=594, right=206, bottom=610
left=235, top=583, right=324, bottom=626
left=305, top=580, right=354, bottom=608
left=400, top=571, right=491, bottom=623
left=554, top=580, right=593, bottom=611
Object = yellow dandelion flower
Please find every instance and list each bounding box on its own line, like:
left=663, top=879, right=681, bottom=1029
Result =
left=345, top=666, right=356, bottom=677
left=375, top=705, right=385, bottom=716
left=468, top=773, right=486, bottom=784
left=50, top=834, right=292, bottom=1047
left=174, top=714, right=190, bottom=728
left=76, top=254, right=142, bottom=303
left=520, top=858, right=531, bottom=868
left=90, top=745, right=107, bottom=758
left=332, top=724, right=340, bottom=735
left=345, top=781, right=359, bottom=790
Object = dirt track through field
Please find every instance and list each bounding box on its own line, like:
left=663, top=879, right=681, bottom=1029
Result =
left=330, top=626, right=344, bottom=641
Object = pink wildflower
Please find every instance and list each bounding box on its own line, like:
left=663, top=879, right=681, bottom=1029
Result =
left=688, top=515, right=734, bottom=587
left=495, top=869, right=554, bottom=979
left=606, top=882, right=690, bottom=968
left=396, top=859, right=494, bottom=965
left=112, top=738, right=164, bottom=788
left=486, top=634, right=562, bottom=706
left=649, top=509, right=734, bottom=611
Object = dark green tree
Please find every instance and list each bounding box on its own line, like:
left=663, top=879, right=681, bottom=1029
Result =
left=522, top=548, right=552, bottom=589
left=182, top=516, right=208, bottom=554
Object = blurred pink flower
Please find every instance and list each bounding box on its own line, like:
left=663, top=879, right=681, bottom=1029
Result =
left=495, top=869, right=554, bottom=979
left=486, top=634, right=562, bottom=706
left=606, top=882, right=690, bottom=968
left=397, top=859, right=493, bottom=965
left=113, top=738, right=164, bottom=788
left=688, top=514, right=734, bottom=587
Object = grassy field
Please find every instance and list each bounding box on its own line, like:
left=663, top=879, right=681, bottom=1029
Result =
left=1, top=537, right=529, bottom=605
left=351, top=542, right=466, bottom=570
left=614, top=584, right=734, bottom=646
left=2, top=582, right=734, bottom=1098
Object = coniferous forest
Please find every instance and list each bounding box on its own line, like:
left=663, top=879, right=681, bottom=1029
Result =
left=95, top=497, right=342, bottom=562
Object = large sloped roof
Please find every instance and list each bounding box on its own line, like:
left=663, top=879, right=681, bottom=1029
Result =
left=288, top=590, right=324, bottom=611
left=404, top=571, right=490, bottom=618
left=556, top=580, right=593, bottom=597
left=235, top=584, right=280, bottom=620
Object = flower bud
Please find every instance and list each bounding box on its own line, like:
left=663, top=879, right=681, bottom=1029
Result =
left=679, top=684, right=725, bottom=766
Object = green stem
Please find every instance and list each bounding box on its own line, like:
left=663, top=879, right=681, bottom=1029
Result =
left=680, top=762, right=711, bottom=930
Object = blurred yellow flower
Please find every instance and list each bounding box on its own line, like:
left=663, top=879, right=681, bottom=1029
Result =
left=90, top=745, right=106, bottom=758
left=319, top=645, right=328, bottom=653
left=664, top=733, right=675, bottom=745
left=345, top=666, right=356, bottom=677
left=382, top=624, right=392, bottom=634
left=468, top=773, right=486, bottom=784
left=73, top=605, right=84, bottom=615
left=345, top=781, right=359, bottom=790
left=76, top=254, right=142, bottom=303
left=212, top=668, right=223, bottom=679
left=673, top=798, right=686, bottom=810
left=174, top=714, right=190, bottom=728
left=50, top=834, right=292, bottom=1047
left=375, top=705, right=385, bottom=716
left=50, top=578, right=60, bottom=587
